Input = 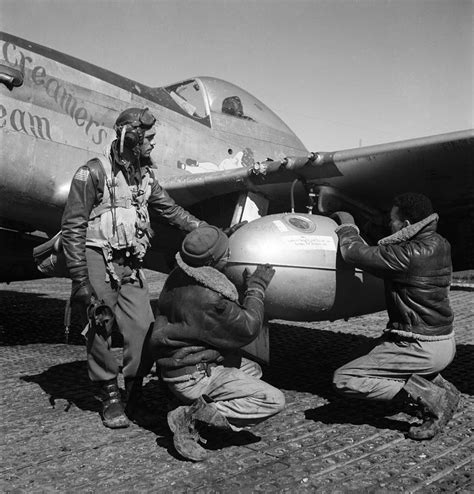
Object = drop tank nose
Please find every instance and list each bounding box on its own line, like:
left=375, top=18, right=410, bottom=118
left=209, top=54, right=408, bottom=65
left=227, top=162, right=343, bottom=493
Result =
left=224, top=213, right=385, bottom=321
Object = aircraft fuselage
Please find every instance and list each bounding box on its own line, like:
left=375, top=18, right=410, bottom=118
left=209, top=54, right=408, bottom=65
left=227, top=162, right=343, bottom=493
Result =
left=0, top=32, right=307, bottom=235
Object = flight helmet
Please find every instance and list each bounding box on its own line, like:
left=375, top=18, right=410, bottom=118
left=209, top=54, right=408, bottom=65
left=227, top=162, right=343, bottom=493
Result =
left=114, top=107, right=156, bottom=151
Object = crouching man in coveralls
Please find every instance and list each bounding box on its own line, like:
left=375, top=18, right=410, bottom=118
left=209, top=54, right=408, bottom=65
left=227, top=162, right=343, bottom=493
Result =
left=150, top=226, right=285, bottom=461
left=61, top=107, right=206, bottom=429
left=332, top=193, right=460, bottom=441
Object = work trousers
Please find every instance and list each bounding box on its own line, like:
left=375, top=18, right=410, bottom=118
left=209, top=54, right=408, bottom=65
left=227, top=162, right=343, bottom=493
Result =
left=82, top=247, right=155, bottom=382
left=163, top=358, right=285, bottom=429
left=333, top=332, right=456, bottom=401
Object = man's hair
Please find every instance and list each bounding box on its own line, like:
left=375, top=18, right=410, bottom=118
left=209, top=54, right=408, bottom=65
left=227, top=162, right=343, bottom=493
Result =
left=393, top=193, right=433, bottom=224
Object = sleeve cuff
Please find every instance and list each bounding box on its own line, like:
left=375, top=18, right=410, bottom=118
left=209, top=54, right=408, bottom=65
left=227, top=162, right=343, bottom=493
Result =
left=335, top=224, right=360, bottom=235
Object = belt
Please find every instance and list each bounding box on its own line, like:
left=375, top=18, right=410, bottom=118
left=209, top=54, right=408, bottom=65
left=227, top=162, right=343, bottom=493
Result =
left=162, top=362, right=217, bottom=378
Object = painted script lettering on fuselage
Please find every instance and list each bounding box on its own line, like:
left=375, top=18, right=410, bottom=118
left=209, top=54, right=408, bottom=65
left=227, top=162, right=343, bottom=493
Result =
left=0, top=103, right=52, bottom=140
left=1, top=41, right=108, bottom=146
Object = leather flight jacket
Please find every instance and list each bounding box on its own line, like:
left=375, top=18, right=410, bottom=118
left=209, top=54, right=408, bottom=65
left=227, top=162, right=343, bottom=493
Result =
left=61, top=141, right=204, bottom=280
left=151, top=259, right=266, bottom=374
left=336, top=214, right=454, bottom=337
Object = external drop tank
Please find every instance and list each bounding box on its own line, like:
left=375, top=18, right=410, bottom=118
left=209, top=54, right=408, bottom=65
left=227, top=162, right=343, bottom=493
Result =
left=225, top=213, right=386, bottom=322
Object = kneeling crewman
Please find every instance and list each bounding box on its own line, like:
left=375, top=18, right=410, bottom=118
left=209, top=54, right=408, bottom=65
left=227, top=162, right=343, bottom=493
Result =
left=151, top=225, right=285, bottom=461
left=332, top=193, right=460, bottom=441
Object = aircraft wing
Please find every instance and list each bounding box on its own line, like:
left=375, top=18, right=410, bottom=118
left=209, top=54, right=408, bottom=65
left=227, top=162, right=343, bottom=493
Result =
left=159, top=161, right=300, bottom=206
left=301, top=129, right=474, bottom=215
left=160, top=129, right=474, bottom=215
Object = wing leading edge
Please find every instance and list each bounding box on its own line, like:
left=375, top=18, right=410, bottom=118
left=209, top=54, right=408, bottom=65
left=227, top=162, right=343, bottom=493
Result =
left=161, top=129, right=474, bottom=213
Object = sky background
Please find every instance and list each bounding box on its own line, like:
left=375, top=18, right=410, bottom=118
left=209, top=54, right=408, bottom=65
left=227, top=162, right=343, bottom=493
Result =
left=1, top=0, right=472, bottom=151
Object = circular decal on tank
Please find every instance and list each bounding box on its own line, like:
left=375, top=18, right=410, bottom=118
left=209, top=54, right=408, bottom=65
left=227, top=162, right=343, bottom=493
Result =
left=285, top=215, right=316, bottom=233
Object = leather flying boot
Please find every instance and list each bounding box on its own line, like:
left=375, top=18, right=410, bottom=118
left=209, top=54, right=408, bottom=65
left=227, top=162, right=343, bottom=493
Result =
left=99, top=379, right=130, bottom=429
left=193, top=395, right=232, bottom=430
left=124, top=377, right=159, bottom=427
left=389, top=388, right=423, bottom=419
left=403, top=374, right=459, bottom=440
left=167, top=399, right=211, bottom=462
left=431, top=374, right=461, bottom=401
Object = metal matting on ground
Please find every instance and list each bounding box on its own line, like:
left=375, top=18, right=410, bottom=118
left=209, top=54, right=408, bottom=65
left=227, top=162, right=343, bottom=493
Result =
left=0, top=272, right=473, bottom=492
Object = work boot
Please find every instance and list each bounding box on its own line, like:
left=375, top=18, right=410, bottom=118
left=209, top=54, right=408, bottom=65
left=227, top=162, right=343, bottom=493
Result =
left=167, top=401, right=209, bottom=462
left=193, top=395, right=232, bottom=430
left=124, top=377, right=159, bottom=427
left=389, top=388, right=423, bottom=419
left=431, top=374, right=461, bottom=399
left=99, top=379, right=130, bottom=429
left=403, top=374, right=460, bottom=440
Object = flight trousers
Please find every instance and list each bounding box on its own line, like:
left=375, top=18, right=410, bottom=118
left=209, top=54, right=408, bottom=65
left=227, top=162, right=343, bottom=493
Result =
left=81, top=247, right=155, bottom=382
left=333, top=331, right=456, bottom=401
left=162, top=358, right=285, bottom=430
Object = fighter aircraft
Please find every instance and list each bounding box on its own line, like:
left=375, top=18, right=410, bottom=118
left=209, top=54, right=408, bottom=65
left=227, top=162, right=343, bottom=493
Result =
left=1, top=31, right=473, bottom=328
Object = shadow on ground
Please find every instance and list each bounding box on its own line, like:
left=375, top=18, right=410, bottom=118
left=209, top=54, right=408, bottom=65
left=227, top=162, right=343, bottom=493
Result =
left=304, top=399, right=415, bottom=434
left=21, top=360, right=101, bottom=412
left=21, top=360, right=264, bottom=457
left=0, top=290, right=162, bottom=346
left=21, top=363, right=172, bottom=435
left=266, top=322, right=474, bottom=397
left=4, top=289, right=473, bottom=439
left=0, top=290, right=83, bottom=345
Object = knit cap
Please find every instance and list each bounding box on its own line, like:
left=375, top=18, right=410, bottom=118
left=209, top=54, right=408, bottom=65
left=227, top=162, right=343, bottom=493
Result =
left=181, top=226, right=229, bottom=267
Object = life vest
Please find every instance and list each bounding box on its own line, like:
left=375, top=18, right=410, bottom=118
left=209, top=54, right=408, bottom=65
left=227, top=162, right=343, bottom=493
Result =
left=86, top=154, right=153, bottom=281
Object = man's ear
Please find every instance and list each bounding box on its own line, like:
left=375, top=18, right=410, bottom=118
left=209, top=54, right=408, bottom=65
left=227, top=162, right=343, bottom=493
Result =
left=403, top=219, right=411, bottom=228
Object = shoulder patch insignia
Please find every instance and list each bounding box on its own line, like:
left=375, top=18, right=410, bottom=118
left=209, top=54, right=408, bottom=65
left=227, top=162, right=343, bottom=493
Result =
left=74, top=167, right=90, bottom=182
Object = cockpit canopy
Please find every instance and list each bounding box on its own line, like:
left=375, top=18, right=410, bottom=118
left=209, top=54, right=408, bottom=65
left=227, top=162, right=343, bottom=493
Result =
left=161, top=77, right=296, bottom=135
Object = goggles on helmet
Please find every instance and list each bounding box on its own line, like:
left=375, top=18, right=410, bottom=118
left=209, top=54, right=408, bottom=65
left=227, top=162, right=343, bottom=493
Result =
left=136, top=108, right=156, bottom=128
left=115, top=107, right=156, bottom=130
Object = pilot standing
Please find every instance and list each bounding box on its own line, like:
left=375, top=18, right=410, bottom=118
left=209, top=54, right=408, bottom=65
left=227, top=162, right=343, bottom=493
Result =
left=61, top=107, right=207, bottom=429
left=150, top=226, right=285, bottom=461
left=331, top=193, right=460, bottom=441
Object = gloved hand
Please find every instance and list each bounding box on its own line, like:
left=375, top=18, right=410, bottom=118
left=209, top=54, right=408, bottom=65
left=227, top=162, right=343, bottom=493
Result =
left=71, top=279, right=96, bottom=308
left=69, top=265, right=96, bottom=308
left=223, top=221, right=248, bottom=237
left=331, top=211, right=355, bottom=226
left=246, top=264, right=276, bottom=291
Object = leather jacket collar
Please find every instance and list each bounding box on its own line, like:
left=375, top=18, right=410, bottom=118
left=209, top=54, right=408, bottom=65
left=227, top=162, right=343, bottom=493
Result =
left=175, top=253, right=239, bottom=302
left=378, top=213, right=438, bottom=246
